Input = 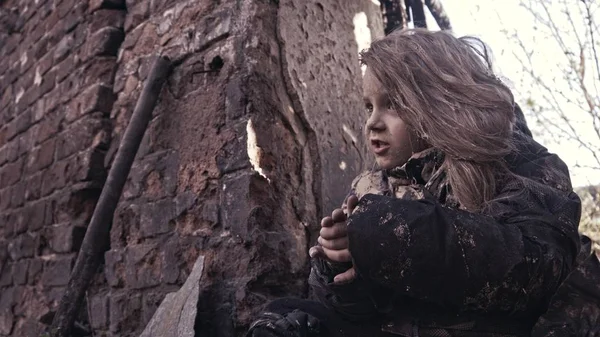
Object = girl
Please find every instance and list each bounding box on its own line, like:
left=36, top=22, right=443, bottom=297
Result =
left=247, top=29, right=587, bottom=337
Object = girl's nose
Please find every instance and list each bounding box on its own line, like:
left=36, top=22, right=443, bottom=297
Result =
left=366, top=113, right=386, bottom=133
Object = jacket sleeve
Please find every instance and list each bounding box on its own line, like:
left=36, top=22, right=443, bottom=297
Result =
left=347, top=153, right=581, bottom=315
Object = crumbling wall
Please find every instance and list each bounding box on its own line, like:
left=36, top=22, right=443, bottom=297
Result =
left=0, top=0, right=123, bottom=335
left=0, top=0, right=382, bottom=336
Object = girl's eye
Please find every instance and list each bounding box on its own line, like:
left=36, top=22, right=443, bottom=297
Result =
left=365, top=103, right=373, bottom=113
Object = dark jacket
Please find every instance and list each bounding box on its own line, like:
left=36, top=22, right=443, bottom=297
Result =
left=309, top=109, right=583, bottom=336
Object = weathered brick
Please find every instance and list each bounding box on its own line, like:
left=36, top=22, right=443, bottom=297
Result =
left=56, top=115, right=108, bottom=160
left=55, top=54, right=79, bottom=83
left=56, top=0, right=73, bottom=18
left=124, top=1, right=149, bottom=33
left=140, top=199, right=176, bottom=238
left=13, top=260, right=29, bottom=285
left=32, top=69, right=57, bottom=103
left=35, top=108, right=63, bottom=144
left=0, top=84, right=12, bottom=114
left=11, top=109, right=31, bottom=139
left=17, top=125, right=36, bottom=157
left=57, top=72, right=83, bottom=103
left=15, top=68, right=34, bottom=96
left=37, top=51, right=54, bottom=77
left=32, top=97, right=46, bottom=123
left=4, top=141, right=19, bottom=163
left=26, top=200, right=47, bottom=231
left=104, top=248, right=124, bottom=287
left=42, top=255, right=75, bottom=286
left=6, top=209, right=27, bottom=237
left=91, top=9, right=125, bottom=33
left=0, top=308, right=13, bottom=335
left=63, top=2, right=88, bottom=33
left=124, top=243, right=161, bottom=289
left=7, top=233, right=35, bottom=260
left=19, top=50, right=34, bottom=76
left=0, top=157, right=23, bottom=187
left=54, top=33, right=74, bottom=64
left=84, top=27, right=125, bottom=60
left=0, top=188, right=9, bottom=212
left=82, top=56, right=118, bottom=88
left=44, top=11, right=60, bottom=34
left=109, top=291, right=141, bottom=333
left=33, top=36, right=50, bottom=60
left=26, top=138, right=55, bottom=174
left=41, top=160, right=68, bottom=196
left=27, top=258, right=43, bottom=285
left=89, top=294, right=109, bottom=329
left=65, top=84, right=116, bottom=122
left=24, top=172, right=43, bottom=201
left=45, top=223, right=85, bottom=253
left=9, top=182, right=25, bottom=208
left=0, top=262, right=13, bottom=286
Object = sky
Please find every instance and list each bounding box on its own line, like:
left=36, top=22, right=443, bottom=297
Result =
left=428, top=0, right=600, bottom=187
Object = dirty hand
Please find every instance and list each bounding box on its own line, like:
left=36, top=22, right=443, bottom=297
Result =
left=309, top=195, right=359, bottom=284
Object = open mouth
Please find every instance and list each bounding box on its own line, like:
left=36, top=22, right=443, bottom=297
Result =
left=370, top=139, right=390, bottom=155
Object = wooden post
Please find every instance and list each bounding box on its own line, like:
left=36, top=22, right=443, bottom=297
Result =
left=46, top=55, right=172, bottom=337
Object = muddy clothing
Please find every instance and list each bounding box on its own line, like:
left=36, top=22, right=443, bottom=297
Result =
left=530, top=235, right=600, bottom=336
left=309, top=135, right=581, bottom=336
left=248, top=108, right=588, bottom=337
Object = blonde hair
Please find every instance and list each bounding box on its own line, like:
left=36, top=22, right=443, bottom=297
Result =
left=360, top=29, right=515, bottom=211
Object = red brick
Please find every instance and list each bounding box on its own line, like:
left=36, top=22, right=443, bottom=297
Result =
left=53, top=33, right=74, bottom=64
left=41, top=160, right=68, bottom=196
left=90, top=9, right=125, bottom=33
left=9, top=182, right=25, bottom=208
left=81, top=56, right=118, bottom=87
left=55, top=54, right=79, bottom=83
left=44, top=11, right=60, bottom=38
left=17, top=125, right=36, bottom=157
left=33, top=36, right=50, bottom=60
left=0, top=157, right=23, bottom=187
left=0, top=188, right=9, bottom=211
left=35, top=108, right=63, bottom=145
left=27, top=258, right=43, bottom=285
left=83, top=27, right=125, bottom=60
left=65, top=84, right=116, bottom=122
left=4, top=140, right=19, bottom=163
left=56, top=0, right=73, bottom=18
left=24, top=172, right=43, bottom=201
left=57, top=72, right=83, bottom=103
left=7, top=209, right=27, bottom=237
left=37, top=51, right=54, bottom=77
left=63, top=2, right=88, bottom=33
left=27, top=200, right=48, bottom=231
left=42, top=255, right=75, bottom=286
left=45, top=223, right=85, bottom=253
left=26, top=138, right=55, bottom=174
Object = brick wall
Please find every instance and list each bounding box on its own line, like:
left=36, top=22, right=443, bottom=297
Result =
left=0, top=0, right=382, bottom=336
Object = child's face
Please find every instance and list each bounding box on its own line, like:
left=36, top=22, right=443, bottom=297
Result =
left=363, top=68, right=427, bottom=169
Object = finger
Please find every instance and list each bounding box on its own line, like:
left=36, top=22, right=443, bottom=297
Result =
left=320, top=216, right=334, bottom=228
left=320, top=223, right=347, bottom=240
left=331, top=208, right=346, bottom=222
left=309, top=245, right=325, bottom=259
left=346, top=195, right=359, bottom=214
left=322, top=247, right=352, bottom=262
left=317, top=236, right=348, bottom=250
left=333, top=267, right=357, bottom=284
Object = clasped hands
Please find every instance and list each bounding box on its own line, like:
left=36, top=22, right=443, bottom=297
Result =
left=309, top=194, right=359, bottom=284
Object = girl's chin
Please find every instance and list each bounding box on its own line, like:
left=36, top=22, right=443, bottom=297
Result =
left=376, top=157, right=407, bottom=170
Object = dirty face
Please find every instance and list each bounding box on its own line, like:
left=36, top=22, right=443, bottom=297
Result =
left=362, top=68, right=426, bottom=169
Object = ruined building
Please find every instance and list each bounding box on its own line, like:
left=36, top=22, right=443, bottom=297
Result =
left=0, top=0, right=384, bottom=335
